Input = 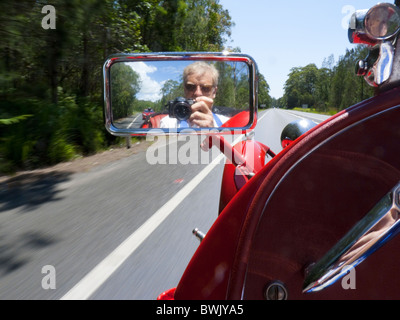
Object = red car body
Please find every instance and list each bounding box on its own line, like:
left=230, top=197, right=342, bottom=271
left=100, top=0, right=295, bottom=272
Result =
left=103, top=3, right=400, bottom=298
left=159, top=86, right=400, bottom=300
left=142, top=108, right=155, bottom=120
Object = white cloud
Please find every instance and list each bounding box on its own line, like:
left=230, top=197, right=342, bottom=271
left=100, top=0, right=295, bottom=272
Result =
left=130, top=62, right=163, bottom=102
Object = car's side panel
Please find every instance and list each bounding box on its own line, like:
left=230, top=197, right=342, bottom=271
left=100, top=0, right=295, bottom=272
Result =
left=242, top=93, right=400, bottom=299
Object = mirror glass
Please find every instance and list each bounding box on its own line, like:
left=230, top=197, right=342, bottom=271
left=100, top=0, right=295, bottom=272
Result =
left=108, top=59, right=252, bottom=131
left=365, top=3, right=400, bottom=39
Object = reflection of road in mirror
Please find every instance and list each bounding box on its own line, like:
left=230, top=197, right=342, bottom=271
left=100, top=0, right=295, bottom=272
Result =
left=114, top=113, right=144, bottom=129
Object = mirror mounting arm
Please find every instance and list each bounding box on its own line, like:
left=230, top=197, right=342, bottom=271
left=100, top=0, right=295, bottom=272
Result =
left=201, top=135, right=254, bottom=174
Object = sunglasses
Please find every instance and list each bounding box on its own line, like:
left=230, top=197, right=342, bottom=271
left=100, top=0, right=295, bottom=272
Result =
left=184, top=83, right=215, bottom=94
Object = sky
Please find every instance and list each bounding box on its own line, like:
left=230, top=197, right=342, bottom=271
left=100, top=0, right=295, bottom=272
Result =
left=218, top=0, right=384, bottom=98
left=130, top=61, right=186, bottom=101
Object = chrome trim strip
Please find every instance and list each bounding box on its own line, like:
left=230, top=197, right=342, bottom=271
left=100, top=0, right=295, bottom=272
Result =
left=303, top=181, right=400, bottom=293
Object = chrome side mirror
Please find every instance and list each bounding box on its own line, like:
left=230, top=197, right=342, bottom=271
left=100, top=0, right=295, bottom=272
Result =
left=103, top=52, right=258, bottom=136
left=349, top=3, right=400, bottom=44
left=349, top=3, right=400, bottom=87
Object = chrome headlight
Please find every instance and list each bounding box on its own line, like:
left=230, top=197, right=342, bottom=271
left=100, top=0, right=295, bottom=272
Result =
left=349, top=3, right=400, bottom=44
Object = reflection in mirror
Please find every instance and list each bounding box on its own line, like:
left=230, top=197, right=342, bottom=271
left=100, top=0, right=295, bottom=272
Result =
left=365, top=3, right=400, bottom=39
left=109, top=59, right=251, bottom=130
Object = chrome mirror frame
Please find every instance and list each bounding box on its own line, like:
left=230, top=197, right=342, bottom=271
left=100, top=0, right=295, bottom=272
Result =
left=103, top=52, right=258, bottom=136
left=349, top=3, right=400, bottom=43
left=365, top=3, right=400, bottom=40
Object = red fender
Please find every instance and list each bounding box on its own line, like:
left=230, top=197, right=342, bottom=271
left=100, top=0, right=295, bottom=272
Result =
left=174, top=87, right=400, bottom=300
left=218, top=139, right=272, bottom=214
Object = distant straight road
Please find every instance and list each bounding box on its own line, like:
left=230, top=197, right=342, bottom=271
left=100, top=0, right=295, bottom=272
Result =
left=0, top=108, right=330, bottom=299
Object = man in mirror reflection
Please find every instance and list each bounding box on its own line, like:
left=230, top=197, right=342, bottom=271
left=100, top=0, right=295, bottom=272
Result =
left=160, top=62, right=230, bottom=128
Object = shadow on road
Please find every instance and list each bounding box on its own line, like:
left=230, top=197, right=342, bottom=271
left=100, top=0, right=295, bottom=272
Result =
left=0, top=231, right=58, bottom=275
left=0, top=171, right=72, bottom=213
left=0, top=172, right=67, bottom=275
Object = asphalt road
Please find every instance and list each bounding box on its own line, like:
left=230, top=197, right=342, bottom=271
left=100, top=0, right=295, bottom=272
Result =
left=0, top=108, right=330, bottom=300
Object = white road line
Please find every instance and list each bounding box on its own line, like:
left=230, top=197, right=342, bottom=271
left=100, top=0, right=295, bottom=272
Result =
left=60, top=133, right=245, bottom=300
left=127, top=114, right=141, bottom=129
left=284, top=110, right=328, bottom=123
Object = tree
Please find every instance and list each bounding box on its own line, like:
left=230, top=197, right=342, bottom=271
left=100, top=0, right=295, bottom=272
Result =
left=281, top=47, right=374, bottom=112
left=258, top=73, right=271, bottom=108
left=177, top=0, right=234, bottom=51
left=314, top=67, right=332, bottom=112
left=111, top=63, right=141, bottom=118
left=329, top=46, right=374, bottom=110
left=283, top=64, right=319, bottom=109
left=160, top=79, right=183, bottom=109
left=0, top=0, right=258, bottom=173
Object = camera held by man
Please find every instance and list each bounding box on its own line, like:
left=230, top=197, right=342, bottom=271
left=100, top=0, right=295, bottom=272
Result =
left=167, top=97, right=195, bottom=121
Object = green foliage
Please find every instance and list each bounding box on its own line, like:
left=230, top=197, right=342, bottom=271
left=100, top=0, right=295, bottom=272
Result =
left=281, top=46, right=375, bottom=112
left=0, top=91, right=106, bottom=170
left=155, top=61, right=261, bottom=110
left=48, top=134, right=77, bottom=164
left=111, top=63, right=141, bottom=118
left=0, top=114, right=33, bottom=125
left=176, top=0, right=234, bottom=51
left=0, top=0, right=241, bottom=174
left=1, top=0, right=375, bottom=176
left=258, top=73, right=272, bottom=108
left=160, top=79, right=184, bottom=109
left=214, top=61, right=251, bottom=109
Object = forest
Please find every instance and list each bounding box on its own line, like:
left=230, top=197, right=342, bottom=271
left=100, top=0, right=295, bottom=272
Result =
left=0, top=0, right=375, bottom=174
left=277, top=46, right=375, bottom=113
left=0, top=0, right=237, bottom=173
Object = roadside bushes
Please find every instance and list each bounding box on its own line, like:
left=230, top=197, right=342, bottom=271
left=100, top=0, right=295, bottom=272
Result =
left=0, top=89, right=107, bottom=173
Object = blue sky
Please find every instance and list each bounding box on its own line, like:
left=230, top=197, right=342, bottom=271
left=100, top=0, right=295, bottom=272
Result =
left=219, top=0, right=384, bottom=98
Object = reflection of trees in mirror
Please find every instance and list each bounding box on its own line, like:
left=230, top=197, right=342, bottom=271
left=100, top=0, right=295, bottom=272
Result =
left=112, top=61, right=253, bottom=125
left=156, top=61, right=251, bottom=112
left=109, top=59, right=257, bottom=130
left=160, top=79, right=184, bottom=112
left=111, top=63, right=141, bottom=119
left=214, top=61, right=250, bottom=110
